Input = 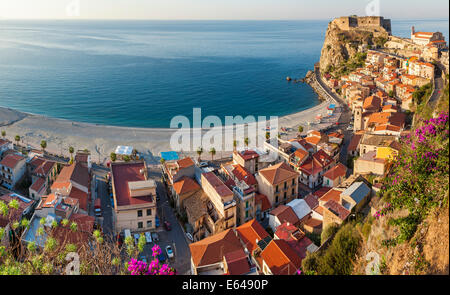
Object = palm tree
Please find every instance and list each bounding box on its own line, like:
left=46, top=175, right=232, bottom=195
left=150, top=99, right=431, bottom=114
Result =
left=265, top=132, right=270, bottom=140
left=233, top=140, right=238, bottom=152
left=160, top=158, right=166, bottom=165
left=40, top=140, right=47, bottom=154
left=209, top=147, right=216, bottom=161
left=298, top=125, right=304, bottom=133
left=110, top=152, right=117, bottom=162
left=196, top=147, right=203, bottom=162
left=14, top=135, right=20, bottom=147
left=1, top=131, right=5, bottom=139
left=244, top=137, right=249, bottom=149
left=69, top=146, right=74, bottom=158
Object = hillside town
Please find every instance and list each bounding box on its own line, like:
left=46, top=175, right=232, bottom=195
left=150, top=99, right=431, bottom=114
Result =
left=0, top=19, right=448, bottom=276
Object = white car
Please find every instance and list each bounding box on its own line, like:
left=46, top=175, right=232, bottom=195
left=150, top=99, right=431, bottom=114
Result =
left=144, top=232, right=152, bottom=244
left=347, top=125, right=354, bottom=131
left=186, top=233, right=193, bottom=242
left=166, top=245, right=174, bottom=259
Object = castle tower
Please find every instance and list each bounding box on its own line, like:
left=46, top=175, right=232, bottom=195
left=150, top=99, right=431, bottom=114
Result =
left=411, top=26, right=415, bottom=38
left=354, top=107, right=364, bottom=132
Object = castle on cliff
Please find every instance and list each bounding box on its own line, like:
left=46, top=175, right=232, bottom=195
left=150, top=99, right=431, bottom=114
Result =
left=333, top=16, right=392, bottom=35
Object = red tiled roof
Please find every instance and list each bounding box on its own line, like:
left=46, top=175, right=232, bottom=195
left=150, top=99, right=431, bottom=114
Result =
left=232, top=164, right=257, bottom=186
left=300, top=150, right=334, bottom=176
left=261, top=239, right=302, bottom=275
left=323, top=200, right=350, bottom=221
left=189, top=229, right=243, bottom=268
left=255, top=193, right=271, bottom=212
left=33, top=160, right=56, bottom=177
left=173, top=177, right=200, bottom=195
left=236, top=150, right=259, bottom=161
left=319, top=189, right=342, bottom=204
left=304, top=193, right=319, bottom=210
left=69, top=186, right=88, bottom=211
left=269, top=205, right=300, bottom=226
left=224, top=249, right=251, bottom=275
left=111, top=162, right=153, bottom=207
left=0, top=194, right=32, bottom=227
left=177, top=157, right=195, bottom=169
left=202, top=172, right=233, bottom=199
left=313, top=187, right=331, bottom=198
left=363, top=95, right=382, bottom=111
left=348, top=134, right=362, bottom=152
left=0, top=153, right=25, bottom=169
left=30, top=177, right=46, bottom=193
left=323, top=163, right=347, bottom=181
left=259, top=162, right=298, bottom=185
left=236, top=219, right=270, bottom=254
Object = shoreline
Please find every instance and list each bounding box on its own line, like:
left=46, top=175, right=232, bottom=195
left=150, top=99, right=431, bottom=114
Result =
left=0, top=75, right=338, bottom=165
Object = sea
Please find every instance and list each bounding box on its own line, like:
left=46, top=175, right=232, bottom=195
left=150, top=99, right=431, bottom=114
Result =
left=0, top=19, right=448, bottom=128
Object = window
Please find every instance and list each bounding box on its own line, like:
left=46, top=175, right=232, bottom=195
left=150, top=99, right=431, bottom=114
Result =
left=284, top=182, right=287, bottom=189
left=275, top=196, right=279, bottom=203
left=147, top=209, right=152, bottom=216
left=292, top=179, right=295, bottom=185
left=292, top=188, right=295, bottom=195
left=137, top=210, right=143, bottom=217
left=245, top=211, right=249, bottom=218
left=138, top=222, right=143, bottom=229
left=246, top=201, right=249, bottom=209
left=275, top=185, right=279, bottom=192
left=284, top=192, right=287, bottom=200
left=147, top=220, right=152, bottom=228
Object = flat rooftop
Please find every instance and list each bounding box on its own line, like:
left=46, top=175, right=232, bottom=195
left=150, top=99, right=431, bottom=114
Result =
left=111, top=162, right=154, bottom=207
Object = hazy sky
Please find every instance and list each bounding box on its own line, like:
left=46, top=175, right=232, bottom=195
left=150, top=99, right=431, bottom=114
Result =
left=0, top=0, right=448, bottom=20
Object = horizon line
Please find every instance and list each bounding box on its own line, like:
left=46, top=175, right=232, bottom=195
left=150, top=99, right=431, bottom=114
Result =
left=0, top=17, right=449, bottom=22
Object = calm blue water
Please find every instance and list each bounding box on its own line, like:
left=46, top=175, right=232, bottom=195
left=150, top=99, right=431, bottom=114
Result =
left=0, top=19, right=448, bottom=128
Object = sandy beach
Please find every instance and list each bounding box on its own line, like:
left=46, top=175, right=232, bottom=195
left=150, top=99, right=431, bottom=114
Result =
left=0, top=90, right=339, bottom=165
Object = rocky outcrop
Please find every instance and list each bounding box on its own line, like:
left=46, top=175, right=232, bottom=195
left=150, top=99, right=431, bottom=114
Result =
left=319, top=16, right=390, bottom=75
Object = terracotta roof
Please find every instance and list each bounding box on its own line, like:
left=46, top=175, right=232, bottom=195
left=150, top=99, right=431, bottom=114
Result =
left=0, top=194, right=33, bottom=227
left=319, top=189, right=342, bottom=204
left=255, top=193, right=271, bottom=212
left=304, top=136, right=321, bottom=146
left=173, top=177, right=200, bottom=195
left=111, top=162, right=153, bottom=207
left=374, top=124, right=401, bottom=132
left=177, top=157, right=195, bottom=169
left=33, top=160, right=56, bottom=177
left=293, top=149, right=309, bottom=164
left=202, top=172, right=233, bottom=199
left=304, top=218, right=322, bottom=229
left=261, top=239, right=302, bottom=275
left=236, top=219, right=270, bottom=254
left=304, top=193, right=319, bottom=210
left=363, top=95, right=382, bottom=111
left=323, top=200, right=350, bottom=221
left=30, top=177, right=46, bottom=193
left=69, top=186, right=88, bottom=211
left=236, top=150, right=259, bottom=161
left=323, top=163, right=347, bottom=181
left=259, top=162, right=298, bottom=185
left=313, top=187, right=331, bottom=198
left=189, top=229, right=243, bottom=268
left=231, top=164, right=257, bottom=186
left=224, top=249, right=251, bottom=275
left=0, top=153, right=25, bottom=169
left=269, top=205, right=300, bottom=226
left=348, top=134, right=362, bottom=152
left=54, top=162, right=89, bottom=189
left=300, top=150, right=334, bottom=176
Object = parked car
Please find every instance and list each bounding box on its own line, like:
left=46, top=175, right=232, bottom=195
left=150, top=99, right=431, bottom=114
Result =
left=186, top=233, right=193, bottom=242
left=134, top=233, right=140, bottom=245
left=151, top=232, right=159, bottom=242
left=166, top=245, right=174, bottom=259
left=144, top=232, right=152, bottom=244
left=199, top=162, right=209, bottom=168
left=94, top=198, right=102, bottom=217
left=347, top=125, right=354, bottom=131
left=155, top=216, right=160, bottom=227
left=164, top=221, right=171, bottom=231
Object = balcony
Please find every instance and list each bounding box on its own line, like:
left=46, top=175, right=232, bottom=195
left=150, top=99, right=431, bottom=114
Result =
left=225, top=213, right=234, bottom=221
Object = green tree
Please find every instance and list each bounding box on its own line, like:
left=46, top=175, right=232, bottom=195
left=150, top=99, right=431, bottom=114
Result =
left=298, top=125, right=304, bottom=133
left=110, top=152, right=117, bottom=162
left=1, top=130, right=5, bottom=139
left=40, top=140, right=47, bottom=153
left=209, top=147, right=216, bottom=161
left=196, top=147, right=203, bottom=162
left=265, top=132, right=270, bottom=140
left=14, top=135, right=20, bottom=147
left=233, top=140, right=238, bottom=152
left=160, top=158, right=166, bottom=165
left=388, top=90, right=394, bottom=98
left=244, top=137, right=249, bottom=149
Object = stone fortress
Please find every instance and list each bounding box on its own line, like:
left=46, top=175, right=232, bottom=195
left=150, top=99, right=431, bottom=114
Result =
left=332, top=16, right=392, bottom=35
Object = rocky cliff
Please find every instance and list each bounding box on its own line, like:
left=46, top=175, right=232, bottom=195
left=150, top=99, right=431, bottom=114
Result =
left=319, top=16, right=390, bottom=76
